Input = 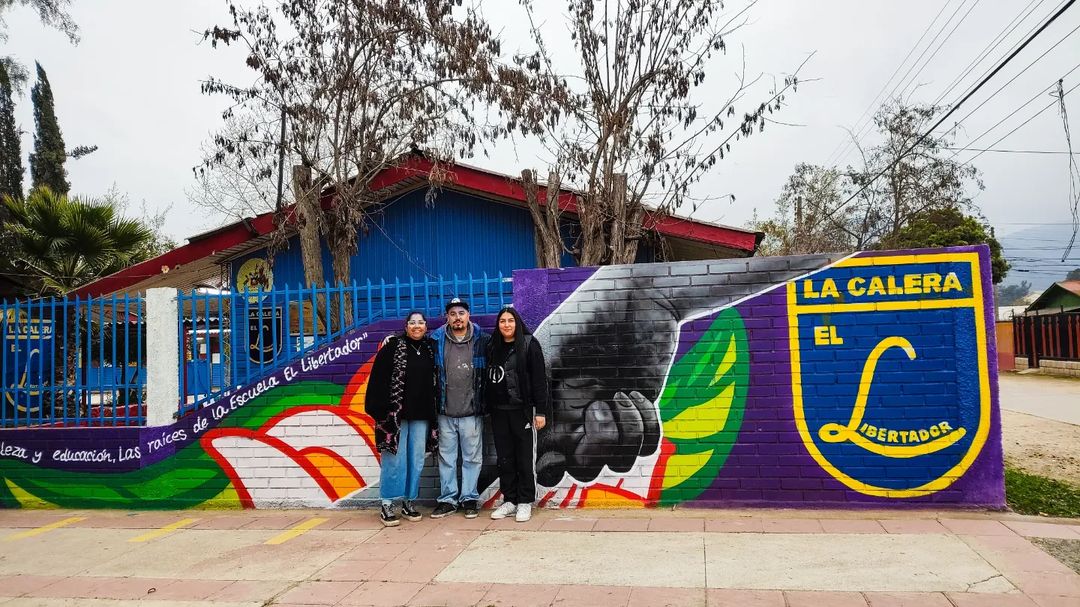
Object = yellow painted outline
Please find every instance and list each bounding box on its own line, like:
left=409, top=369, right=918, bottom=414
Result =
left=788, top=251, right=991, bottom=498
left=128, top=518, right=199, bottom=543
left=818, top=336, right=966, bottom=458
left=4, top=516, right=85, bottom=541
left=265, top=517, right=327, bottom=545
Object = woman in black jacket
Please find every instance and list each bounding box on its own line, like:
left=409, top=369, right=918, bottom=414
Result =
left=484, top=306, right=551, bottom=523
left=366, top=311, right=438, bottom=527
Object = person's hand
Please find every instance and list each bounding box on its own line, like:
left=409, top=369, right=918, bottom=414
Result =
left=534, top=415, right=546, bottom=430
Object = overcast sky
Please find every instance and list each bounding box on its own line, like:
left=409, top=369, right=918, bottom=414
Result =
left=5, top=0, right=1079, bottom=278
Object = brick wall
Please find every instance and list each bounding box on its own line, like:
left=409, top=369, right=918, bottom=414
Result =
left=0, top=246, right=1003, bottom=509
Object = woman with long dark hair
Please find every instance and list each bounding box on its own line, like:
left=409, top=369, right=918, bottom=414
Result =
left=366, top=311, right=439, bottom=526
left=484, top=306, right=550, bottom=522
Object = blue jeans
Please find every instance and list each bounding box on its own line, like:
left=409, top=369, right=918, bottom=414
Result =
left=437, top=415, right=483, bottom=505
left=379, top=419, right=429, bottom=504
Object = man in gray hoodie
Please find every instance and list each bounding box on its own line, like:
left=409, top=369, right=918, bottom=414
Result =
left=429, top=298, right=488, bottom=519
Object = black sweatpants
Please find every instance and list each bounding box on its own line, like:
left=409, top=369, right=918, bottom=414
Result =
left=491, top=407, right=536, bottom=504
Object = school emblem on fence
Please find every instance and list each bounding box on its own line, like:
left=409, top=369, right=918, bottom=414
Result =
left=787, top=252, right=992, bottom=497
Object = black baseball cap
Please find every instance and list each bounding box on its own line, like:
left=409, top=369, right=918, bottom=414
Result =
left=445, top=297, right=470, bottom=313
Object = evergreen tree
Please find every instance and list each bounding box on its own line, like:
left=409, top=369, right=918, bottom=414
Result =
left=0, top=60, right=22, bottom=203
left=29, top=62, right=68, bottom=195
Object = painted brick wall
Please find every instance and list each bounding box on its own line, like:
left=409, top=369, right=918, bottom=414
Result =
left=0, top=246, right=1003, bottom=509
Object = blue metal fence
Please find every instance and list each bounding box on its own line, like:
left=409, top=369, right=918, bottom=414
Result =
left=0, top=295, right=146, bottom=428
left=176, top=273, right=513, bottom=417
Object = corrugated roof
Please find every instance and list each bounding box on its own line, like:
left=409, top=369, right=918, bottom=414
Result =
left=73, top=155, right=762, bottom=298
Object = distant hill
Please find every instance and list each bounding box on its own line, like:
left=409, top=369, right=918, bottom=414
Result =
left=998, top=223, right=1080, bottom=291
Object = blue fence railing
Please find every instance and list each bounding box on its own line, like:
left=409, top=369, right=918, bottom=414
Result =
left=0, top=294, right=146, bottom=428
left=176, top=273, right=513, bottom=417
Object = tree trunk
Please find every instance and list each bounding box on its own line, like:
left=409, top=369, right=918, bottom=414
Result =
left=293, top=165, right=324, bottom=289
left=521, top=169, right=563, bottom=268
left=577, top=189, right=608, bottom=266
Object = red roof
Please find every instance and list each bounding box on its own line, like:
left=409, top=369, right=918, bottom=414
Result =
left=73, top=156, right=761, bottom=297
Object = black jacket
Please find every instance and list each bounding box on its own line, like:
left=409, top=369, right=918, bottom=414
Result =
left=366, top=335, right=439, bottom=452
left=484, top=335, right=552, bottom=419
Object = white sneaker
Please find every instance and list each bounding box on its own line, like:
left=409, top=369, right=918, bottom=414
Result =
left=515, top=503, right=532, bottom=523
left=490, top=501, right=517, bottom=520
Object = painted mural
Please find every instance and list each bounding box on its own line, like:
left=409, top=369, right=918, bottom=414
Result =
left=0, top=246, right=1003, bottom=509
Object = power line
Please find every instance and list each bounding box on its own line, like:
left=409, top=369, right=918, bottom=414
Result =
left=891, top=0, right=986, bottom=106
left=958, top=78, right=1080, bottom=166
left=822, top=0, right=958, bottom=167
left=821, top=0, right=1077, bottom=227
left=944, top=146, right=1077, bottom=154
left=942, top=19, right=1080, bottom=139
left=930, top=0, right=1048, bottom=108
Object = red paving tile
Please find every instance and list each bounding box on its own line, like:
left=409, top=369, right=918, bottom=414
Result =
left=961, top=535, right=1075, bottom=575
left=1002, top=521, right=1080, bottom=540
left=189, top=515, right=254, bottom=530
left=594, top=518, right=652, bottom=532
left=704, top=518, right=765, bottom=533
left=86, top=577, right=178, bottom=600
left=480, top=583, right=562, bottom=607
left=628, top=586, right=707, bottom=607
left=939, top=519, right=1017, bottom=536
left=489, top=514, right=546, bottom=531
left=73, top=513, right=190, bottom=529
left=341, top=542, right=411, bottom=561
left=760, top=518, right=825, bottom=533
left=206, top=580, right=292, bottom=602
left=864, top=591, right=953, bottom=606
left=706, top=588, right=785, bottom=606
left=0, top=513, right=83, bottom=528
left=553, top=584, right=632, bottom=606
left=276, top=580, right=362, bottom=605
left=237, top=513, right=310, bottom=529
left=407, top=581, right=493, bottom=606
left=784, top=591, right=869, bottom=606
left=819, top=519, right=888, bottom=534
left=1028, top=595, right=1080, bottom=607
left=318, top=559, right=389, bottom=582
left=372, top=557, right=450, bottom=584
left=0, top=575, right=66, bottom=597
left=878, top=519, right=950, bottom=534
left=648, top=518, right=706, bottom=532
left=431, top=515, right=493, bottom=531
left=330, top=516, right=387, bottom=531
left=27, top=576, right=108, bottom=598
left=135, top=578, right=233, bottom=600
left=540, top=517, right=598, bottom=532
left=364, top=524, right=436, bottom=544
left=1005, top=571, right=1080, bottom=597
left=340, top=581, right=424, bottom=606
left=945, top=593, right=1039, bottom=606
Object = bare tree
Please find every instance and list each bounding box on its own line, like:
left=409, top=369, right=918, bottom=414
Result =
left=753, top=102, right=983, bottom=254
left=750, top=164, right=853, bottom=256
left=189, top=113, right=290, bottom=222
left=201, top=0, right=562, bottom=289
left=522, top=0, right=808, bottom=266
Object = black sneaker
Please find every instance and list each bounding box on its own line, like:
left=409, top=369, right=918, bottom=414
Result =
left=462, top=500, right=479, bottom=519
left=380, top=504, right=400, bottom=527
left=401, top=501, right=422, bottom=522
left=430, top=502, right=457, bottom=518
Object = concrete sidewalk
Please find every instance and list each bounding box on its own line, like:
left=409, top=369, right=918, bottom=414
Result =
left=1, top=508, right=1078, bottom=607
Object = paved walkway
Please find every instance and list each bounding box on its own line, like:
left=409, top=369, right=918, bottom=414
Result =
left=999, top=374, right=1080, bottom=426
left=1, top=508, right=1078, bottom=606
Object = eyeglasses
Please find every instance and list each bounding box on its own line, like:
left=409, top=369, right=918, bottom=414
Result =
left=406, top=319, right=427, bottom=326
